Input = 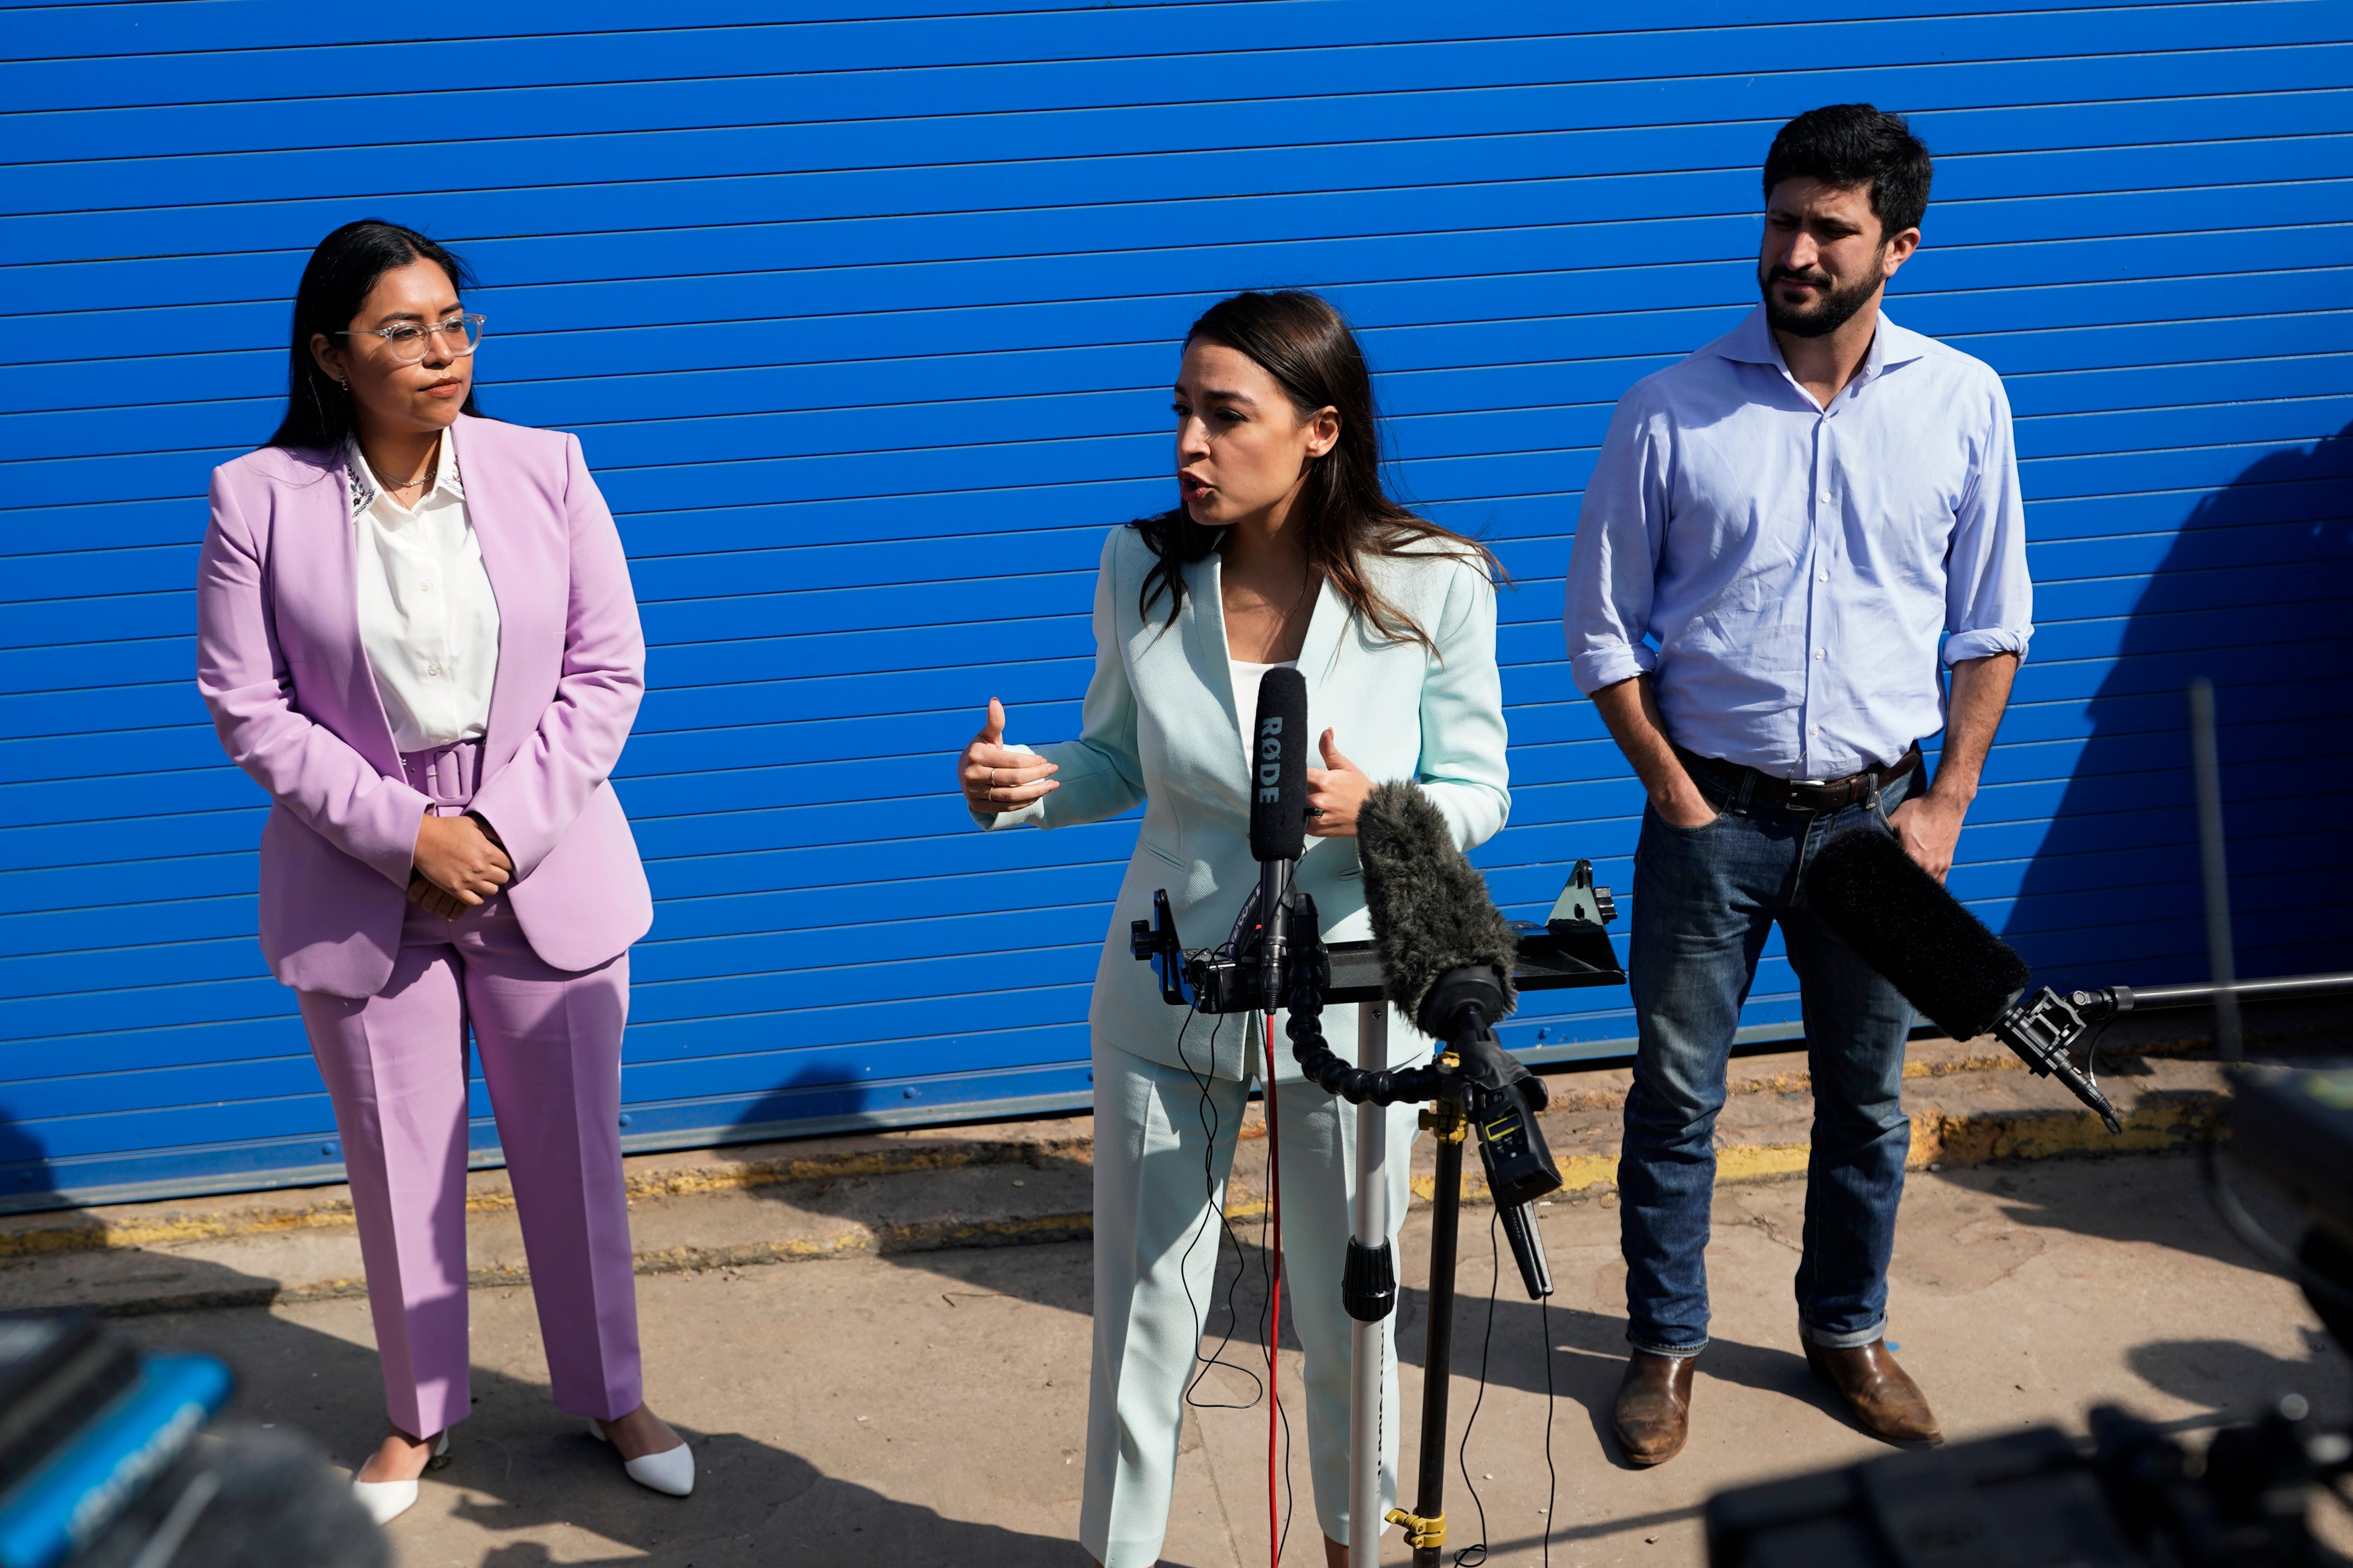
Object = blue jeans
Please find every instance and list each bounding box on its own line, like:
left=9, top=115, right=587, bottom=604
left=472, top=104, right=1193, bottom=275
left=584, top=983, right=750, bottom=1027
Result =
left=1619, top=760, right=1919, bottom=1356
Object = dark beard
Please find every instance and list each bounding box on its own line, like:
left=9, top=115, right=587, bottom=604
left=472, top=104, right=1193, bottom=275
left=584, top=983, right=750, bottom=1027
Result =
left=1759, top=256, right=1885, bottom=339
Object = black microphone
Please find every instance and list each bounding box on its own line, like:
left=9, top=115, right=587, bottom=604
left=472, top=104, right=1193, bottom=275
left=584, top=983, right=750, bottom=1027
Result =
left=1248, top=667, right=1311, bottom=1012
left=1807, top=827, right=2122, bottom=1131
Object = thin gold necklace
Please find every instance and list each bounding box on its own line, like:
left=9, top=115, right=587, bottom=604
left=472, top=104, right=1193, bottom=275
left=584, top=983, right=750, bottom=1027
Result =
left=370, top=438, right=437, bottom=497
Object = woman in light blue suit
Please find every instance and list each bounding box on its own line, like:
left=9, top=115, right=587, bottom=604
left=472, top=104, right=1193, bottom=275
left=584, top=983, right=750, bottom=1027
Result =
left=958, top=291, right=1510, bottom=1568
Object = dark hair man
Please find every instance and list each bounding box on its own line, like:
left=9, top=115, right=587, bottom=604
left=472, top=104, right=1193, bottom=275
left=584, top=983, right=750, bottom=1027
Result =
left=1563, top=104, right=2032, bottom=1464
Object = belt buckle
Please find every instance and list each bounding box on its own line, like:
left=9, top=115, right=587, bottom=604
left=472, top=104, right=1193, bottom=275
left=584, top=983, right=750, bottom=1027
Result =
left=1790, top=775, right=1849, bottom=813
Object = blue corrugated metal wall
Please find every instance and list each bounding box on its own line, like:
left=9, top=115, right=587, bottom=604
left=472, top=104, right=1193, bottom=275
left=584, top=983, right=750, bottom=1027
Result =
left=2, top=1, right=2348, bottom=1208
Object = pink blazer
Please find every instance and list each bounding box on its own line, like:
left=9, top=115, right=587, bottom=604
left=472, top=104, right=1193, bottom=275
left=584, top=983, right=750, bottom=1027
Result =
left=197, top=413, right=655, bottom=998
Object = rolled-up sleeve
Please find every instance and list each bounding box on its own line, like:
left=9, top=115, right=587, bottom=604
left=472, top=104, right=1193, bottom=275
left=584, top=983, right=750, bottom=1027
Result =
left=1942, top=373, right=2034, bottom=665
left=1564, top=390, right=1670, bottom=694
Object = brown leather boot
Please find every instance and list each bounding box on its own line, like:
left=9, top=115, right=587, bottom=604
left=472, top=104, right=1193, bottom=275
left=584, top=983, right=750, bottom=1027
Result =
left=1804, top=1339, right=1943, bottom=1446
left=1612, top=1349, right=1696, bottom=1467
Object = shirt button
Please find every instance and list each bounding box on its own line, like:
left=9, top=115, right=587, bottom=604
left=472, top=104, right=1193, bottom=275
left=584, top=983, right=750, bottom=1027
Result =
left=1819, top=491, right=1832, bottom=504
left=1811, top=724, right=1821, bottom=735
left=1817, top=571, right=1829, bottom=583
left=1814, top=648, right=1826, bottom=660
left=420, top=580, right=434, bottom=593
left=426, top=662, right=443, bottom=677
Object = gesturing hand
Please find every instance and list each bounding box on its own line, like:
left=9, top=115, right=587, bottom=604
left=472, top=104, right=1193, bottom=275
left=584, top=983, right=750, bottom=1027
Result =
left=1305, top=729, right=1372, bottom=838
left=959, top=698, right=1059, bottom=814
left=412, top=812, right=514, bottom=910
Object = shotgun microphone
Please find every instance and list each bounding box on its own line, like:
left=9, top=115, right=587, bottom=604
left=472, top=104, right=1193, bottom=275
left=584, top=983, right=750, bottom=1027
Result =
left=1357, top=779, right=1519, bottom=1038
left=1806, top=827, right=2123, bottom=1131
left=1359, top=780, right=1561, bottom=1296
left=1248, top=667, right=1311, bottom=1013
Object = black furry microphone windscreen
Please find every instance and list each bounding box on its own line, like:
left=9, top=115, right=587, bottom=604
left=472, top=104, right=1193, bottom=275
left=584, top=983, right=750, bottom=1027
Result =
left=1357, top=780, right=1519, bottom=1029
left=1247, top=667, right=1310, bottom=863
left=1805, top=827, right=2031, bottom=1042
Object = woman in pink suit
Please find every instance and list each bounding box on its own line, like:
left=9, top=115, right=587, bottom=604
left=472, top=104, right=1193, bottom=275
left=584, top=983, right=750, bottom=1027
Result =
left=196, top=220, right=691, bottom=1522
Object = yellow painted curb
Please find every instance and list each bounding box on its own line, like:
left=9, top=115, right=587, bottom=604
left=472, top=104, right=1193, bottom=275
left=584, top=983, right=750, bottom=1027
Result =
left=0, top=1202, right=362, bottom=1259
left=0, top=1091, right=2225, bottom=1267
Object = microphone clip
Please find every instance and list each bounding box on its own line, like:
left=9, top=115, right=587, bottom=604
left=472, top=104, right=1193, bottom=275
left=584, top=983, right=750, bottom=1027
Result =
left=1127, top=883, right=1328, bottom=1016
left=1995, top=985, right=2125, bottom=1133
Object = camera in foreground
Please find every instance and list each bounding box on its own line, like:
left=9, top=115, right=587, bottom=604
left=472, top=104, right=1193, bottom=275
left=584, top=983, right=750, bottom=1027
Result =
left=1708, top=1064, right=2353, bottom=1567
left=0, top=1312, right=386, bottom=1568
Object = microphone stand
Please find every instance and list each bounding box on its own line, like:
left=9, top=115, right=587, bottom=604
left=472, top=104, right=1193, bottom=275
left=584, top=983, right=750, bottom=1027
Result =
left=1346, top=1000, right=1389, bottom=1568
left=1258, top=857, right=1292, bottom=1017
left=1131, top=858, right=1627, bottom=1568
left=1392, top=1075, right=1468, bottom=1568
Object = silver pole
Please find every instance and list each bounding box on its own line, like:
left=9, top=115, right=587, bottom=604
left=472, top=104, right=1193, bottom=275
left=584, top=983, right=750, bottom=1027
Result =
left=1348, top=1000, right=1389, bottom=1568
left=2187, top=678, right=2242, bottom=1062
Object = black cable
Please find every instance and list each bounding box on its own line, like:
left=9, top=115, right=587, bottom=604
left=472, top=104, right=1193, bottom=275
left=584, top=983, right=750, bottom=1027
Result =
left=1539, top=1293, right=1556, bottom=1568
left=1176, top=1005, right=1267, bottom=1414
left=1450, top=1208, right=1505, bottom=1568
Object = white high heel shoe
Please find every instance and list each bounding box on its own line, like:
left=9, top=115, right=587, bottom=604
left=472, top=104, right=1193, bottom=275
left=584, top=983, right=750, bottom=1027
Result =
left=588, top=1419, right=695, bottom=1497
left=351, top=1431, right=447, bottom=1525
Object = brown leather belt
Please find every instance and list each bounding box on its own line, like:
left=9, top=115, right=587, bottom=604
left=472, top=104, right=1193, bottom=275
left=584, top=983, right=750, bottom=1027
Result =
left=1677, top=745, right=1922, bottom=815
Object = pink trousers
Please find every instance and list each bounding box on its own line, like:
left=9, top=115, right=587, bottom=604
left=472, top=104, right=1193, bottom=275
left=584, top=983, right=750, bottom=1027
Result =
left=297, top=741, right=643, bottom=1438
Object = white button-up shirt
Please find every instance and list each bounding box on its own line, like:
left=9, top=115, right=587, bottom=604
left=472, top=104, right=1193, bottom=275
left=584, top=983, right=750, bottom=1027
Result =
left=1564, top=307, right=2033, bottom=779
left=345, top=427, right=501, bottom=753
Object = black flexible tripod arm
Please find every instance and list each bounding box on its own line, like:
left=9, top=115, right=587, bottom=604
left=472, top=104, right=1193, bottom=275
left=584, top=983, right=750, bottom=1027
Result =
left=1285, top=976, right=1450, bottom=1106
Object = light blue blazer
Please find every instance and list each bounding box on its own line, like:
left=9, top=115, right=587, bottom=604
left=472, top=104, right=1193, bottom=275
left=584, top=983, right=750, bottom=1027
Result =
left=980, top=526, right=1512, bottom=1081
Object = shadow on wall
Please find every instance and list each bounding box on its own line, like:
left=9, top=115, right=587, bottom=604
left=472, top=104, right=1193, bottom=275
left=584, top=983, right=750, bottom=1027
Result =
left=0, top=1118, right=54, bottom=1214
left=2009, top=419, right=2353, bottom=991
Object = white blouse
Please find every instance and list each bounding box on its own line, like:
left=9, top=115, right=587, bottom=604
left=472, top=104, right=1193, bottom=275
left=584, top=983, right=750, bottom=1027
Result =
left=344, top=428, right=501, bottom=753
left=1227, top=657, right=1298, bottom=770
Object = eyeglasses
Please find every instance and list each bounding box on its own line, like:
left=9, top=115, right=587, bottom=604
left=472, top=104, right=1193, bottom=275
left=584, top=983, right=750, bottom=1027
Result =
left=338, top=313, right=486, bottom=363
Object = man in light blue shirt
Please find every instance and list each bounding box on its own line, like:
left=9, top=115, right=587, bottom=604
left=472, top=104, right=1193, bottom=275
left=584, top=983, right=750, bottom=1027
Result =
left=1565, top=105, right=2032, bottom=1465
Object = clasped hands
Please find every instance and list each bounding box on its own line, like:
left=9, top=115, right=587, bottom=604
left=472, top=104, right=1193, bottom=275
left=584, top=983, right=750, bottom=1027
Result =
left=958, top=699, right=1373, bottom=838
left=409, top=811, right=514, bottom=920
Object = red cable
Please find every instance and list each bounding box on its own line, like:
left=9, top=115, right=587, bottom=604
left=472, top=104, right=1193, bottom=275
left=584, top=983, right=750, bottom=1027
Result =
left=1264, top=1010, right=1284, bottom=1568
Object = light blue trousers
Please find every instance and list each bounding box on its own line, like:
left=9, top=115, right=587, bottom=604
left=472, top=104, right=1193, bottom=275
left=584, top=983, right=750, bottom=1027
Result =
left=1083, top=1040, right=1421, bottom=1567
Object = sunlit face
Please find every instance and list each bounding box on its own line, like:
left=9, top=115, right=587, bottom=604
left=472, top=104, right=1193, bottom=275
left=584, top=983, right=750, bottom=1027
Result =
left=1757, top=177, right=1919, bottom=339
left=310, top=257, right=473, bottom=438
left=1172, top=339, right=1338, bottom=528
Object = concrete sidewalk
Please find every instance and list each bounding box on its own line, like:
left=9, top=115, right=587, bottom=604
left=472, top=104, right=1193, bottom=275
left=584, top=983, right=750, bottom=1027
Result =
left=108, top=1154, right=2344, bottom=1566
left=11, top=1033, right=2339, bottom=1564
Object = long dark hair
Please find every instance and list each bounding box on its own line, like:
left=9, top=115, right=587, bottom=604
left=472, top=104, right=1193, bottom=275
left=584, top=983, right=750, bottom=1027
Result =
left=267, top=220, right=482, bottom=450
left=1134, top=290, right=1497, bottom=650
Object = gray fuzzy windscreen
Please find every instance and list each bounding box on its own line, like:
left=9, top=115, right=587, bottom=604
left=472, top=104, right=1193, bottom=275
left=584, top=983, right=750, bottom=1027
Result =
left=1356, top=779, right=1519, bottom=1021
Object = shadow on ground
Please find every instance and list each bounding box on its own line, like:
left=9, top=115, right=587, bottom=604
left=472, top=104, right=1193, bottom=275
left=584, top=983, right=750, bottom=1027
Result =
left=1951, top=1148, right=2325, bottom=1277
left=102, top=1248, right=1090, bottom=1567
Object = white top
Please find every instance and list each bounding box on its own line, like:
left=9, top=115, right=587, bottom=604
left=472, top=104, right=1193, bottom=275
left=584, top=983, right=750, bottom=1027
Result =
left=1227, top=658, right=1298, bottom=770
left=345, top=427, right=502, bottom=753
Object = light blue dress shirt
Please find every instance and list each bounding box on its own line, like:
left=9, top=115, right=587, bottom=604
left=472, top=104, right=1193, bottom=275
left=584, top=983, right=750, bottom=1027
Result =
left=1565, top=306, right=2033, bottom=780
